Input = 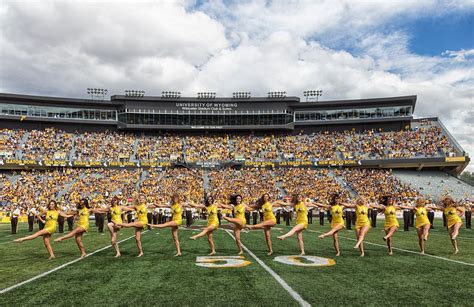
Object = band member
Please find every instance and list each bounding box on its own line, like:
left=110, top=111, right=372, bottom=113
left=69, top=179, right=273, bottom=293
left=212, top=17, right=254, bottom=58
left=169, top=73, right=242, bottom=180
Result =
left=278, top=194, right=317, bottom=256
left=14, top=200, right=72, bottom=259
left=221, top=194, right=252, bottom=255
left=372, top=195, right=400, bottom=255
left=317, top=193, right=348, bottom=256
left=113, top=194, right=150, bottom=257
left=402, top=197, right=411, bottom=231
left=57, top=200, right=67, bottom=233
left=400, top=198, right=434, bottom=254
left=148, top=194, right=187, bottom=257
left=246, top=193, right=282, bottom=255
left=55, top=198, right=103, bottom=258
left=37, top=201, right=46, bottom=230
left=426, top=198, right=435, bottom=229
left=27, top=205, right=36, bottom=232
left=369, top=197, right=378, bottom=227
left=96, top=200, right=107, bottom=233
left=190, top=195, right=225, bottom=255
left=464, top=199, right=472, bottom=229
left=10, top=205, right=20, bottom=234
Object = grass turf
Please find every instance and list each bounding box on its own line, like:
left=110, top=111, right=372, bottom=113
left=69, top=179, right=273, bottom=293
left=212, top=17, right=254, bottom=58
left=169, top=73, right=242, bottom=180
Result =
left=0, top=219, right=473, bottom=306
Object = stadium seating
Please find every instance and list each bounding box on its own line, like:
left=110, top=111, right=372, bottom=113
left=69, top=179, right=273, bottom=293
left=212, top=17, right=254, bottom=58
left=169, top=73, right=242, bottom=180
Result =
left=0, top=122, right=458, bottom=163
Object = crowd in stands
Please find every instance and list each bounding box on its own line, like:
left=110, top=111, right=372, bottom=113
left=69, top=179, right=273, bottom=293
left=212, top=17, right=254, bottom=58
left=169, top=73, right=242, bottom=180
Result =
left=0, top=125, right=458, bottom=163
left=74, top=131, right=135, bottom=161
left=338, top=168, right=421, bottom=201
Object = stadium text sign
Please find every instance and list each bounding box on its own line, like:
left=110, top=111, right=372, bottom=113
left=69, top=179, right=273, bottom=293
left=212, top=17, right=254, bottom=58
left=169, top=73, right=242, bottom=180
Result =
left=176, top=102, right=238, bottom=111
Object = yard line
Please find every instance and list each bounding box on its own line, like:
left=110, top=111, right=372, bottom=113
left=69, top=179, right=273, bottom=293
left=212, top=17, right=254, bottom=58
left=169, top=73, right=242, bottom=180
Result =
left=306, top=229, right=474, bottom=267
left=0, top=231, right=148, bottom=294
left=224, top=229, right=311, bottom=307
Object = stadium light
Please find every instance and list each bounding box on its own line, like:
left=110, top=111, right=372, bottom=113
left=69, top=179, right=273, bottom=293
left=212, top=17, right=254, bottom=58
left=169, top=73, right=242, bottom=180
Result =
left=303, top=89, right=323, bottom=102
left=161, top=91, right=181, bottom=99
left=197, top=92, right=216, bottom=99
left=125, top=90, right=145, bottom=98
left=232, top=92, right=251, bottom=99
left=86, top=88, right=108, bottom=100
left=268, top=91, right=287, bottom=98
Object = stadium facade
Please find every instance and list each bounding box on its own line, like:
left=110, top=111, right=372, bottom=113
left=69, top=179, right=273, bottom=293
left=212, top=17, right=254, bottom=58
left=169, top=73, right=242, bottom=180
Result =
left=0, top=92, right=469, bottom=174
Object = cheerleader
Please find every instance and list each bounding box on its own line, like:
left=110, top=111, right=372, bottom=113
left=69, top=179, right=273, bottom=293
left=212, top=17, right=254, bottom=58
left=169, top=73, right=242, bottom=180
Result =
left=94, top=196, right=130, bottom=258
left=148, top=194, right=186, bottom=257
left=400, top=197, right=434, bottom=254
left=54, top=198, right=102, bottom=258
left=221, top=194, right=252, bottom=255
left=372, top=195, right=400, bottom=255
left=317, top=193, right=347, bottom=256
left=113, top=194, right=149, bottom=257
left=277, top=194, right=317, bottom=256
left=437, top=196, right=464, bottom=254
left=246, top=193, right=282, bottom=256
left=352, top=198, right=372, bottom=257
left=189, top=195, right=224, bottom=255
left=14, top=200, right=72, bottom=259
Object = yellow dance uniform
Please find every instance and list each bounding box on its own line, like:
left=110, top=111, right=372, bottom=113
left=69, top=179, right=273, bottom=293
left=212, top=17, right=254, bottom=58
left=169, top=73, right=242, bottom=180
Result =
left=44, top=210, right=59, bottom=234
left=414, top=207, right=430, bottom=229
left=234, top=204, right=246, bottom=225
left=110, top=205, right=123, bottom=224
left=171, top=203, right=183, bottom=226
left=135, top=204, right=148, bottom=227
left=355, top=205, right=371, bottom=230
left=445, top=206, right=462, bottom=229
left=384, top=205, right=399, bottom=230
left=207, top=204, right=219, bottom=229
left=331, top=205, right=344, bottom=228
left=295, top=202, right=308, bottom=229
left=78, top=208, right=90, bottom=232
left=262, top=202, right=276, bottom=223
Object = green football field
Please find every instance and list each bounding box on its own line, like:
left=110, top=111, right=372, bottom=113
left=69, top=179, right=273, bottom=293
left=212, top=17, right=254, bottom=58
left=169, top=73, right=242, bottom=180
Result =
left=1, top=220, right=473, bottom=306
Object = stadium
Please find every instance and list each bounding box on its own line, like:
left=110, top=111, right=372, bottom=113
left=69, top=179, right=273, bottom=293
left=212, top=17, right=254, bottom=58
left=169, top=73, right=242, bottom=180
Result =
left=0, top=90, right=473, bottom=306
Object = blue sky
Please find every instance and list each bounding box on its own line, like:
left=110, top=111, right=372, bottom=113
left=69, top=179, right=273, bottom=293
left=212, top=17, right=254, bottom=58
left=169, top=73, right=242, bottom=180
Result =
left=407, top=11, right=473, bottom=56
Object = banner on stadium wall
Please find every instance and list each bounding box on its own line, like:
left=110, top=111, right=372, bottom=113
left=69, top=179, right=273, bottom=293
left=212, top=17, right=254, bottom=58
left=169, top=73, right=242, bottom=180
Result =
left=0, top=159, right=173, bottom=169
left=315, top=160, right=359, bottom=166
left=445, top=156, right=465, bottom=162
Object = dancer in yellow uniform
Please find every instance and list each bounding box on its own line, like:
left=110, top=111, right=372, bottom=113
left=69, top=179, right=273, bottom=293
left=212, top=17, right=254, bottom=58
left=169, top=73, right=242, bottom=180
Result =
left=400, top=197, right=434, bottom=254
left=148, top=194, right=187, bottom=257
left=95, top=196, right=131, bottom=258
left=55, top=198, right=102, bottom=258
left=14, top=200, right=72, bottom=259
left=246, top=193, right=283, bottom=255
left=190, top=195, right=226, bottom=255
left=352, top=198, right=372, bottom=257
left=277, top=194, right=317, bottom=256
left=372, top=195, right=400, bottom=255
left=434, top=196, right=464, bottom=254
left=317, top=193, right=349, bottom=256
left=114, top=194, right=149, bottom=257
left=221, top=194, right=252, bottom=255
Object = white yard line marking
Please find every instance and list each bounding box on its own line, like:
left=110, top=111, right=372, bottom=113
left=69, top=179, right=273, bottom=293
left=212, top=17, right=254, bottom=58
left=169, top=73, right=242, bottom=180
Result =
left=0, top=231, right=148, bottom=294
left=307, top=229, right=474, bottom=266
left=224, top=229, right=311, bottom=307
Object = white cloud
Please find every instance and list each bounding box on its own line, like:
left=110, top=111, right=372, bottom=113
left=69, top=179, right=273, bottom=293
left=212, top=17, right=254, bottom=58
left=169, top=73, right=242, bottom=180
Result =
left=0, top=0, right=473, bottom=171
left=442, top=49, right=474, bottom=62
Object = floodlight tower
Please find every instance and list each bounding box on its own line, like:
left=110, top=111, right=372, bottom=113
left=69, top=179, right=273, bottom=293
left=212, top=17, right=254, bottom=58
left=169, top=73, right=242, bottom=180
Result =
left=303, top=90, right=323, bottom=102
